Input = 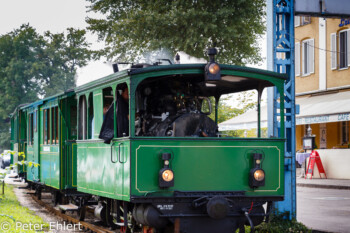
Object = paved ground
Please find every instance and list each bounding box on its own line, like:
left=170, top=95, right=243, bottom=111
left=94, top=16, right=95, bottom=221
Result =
left=297, top=186, right=350, bottom=233
left=297, top=177, right=350, bottom=190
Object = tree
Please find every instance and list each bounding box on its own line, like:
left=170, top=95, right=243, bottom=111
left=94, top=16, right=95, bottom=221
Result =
left=0, top=24, right=94, bottom=151
left=86, top=0, right=266, bottom=64
left=42, top=28, right=94, bottom=96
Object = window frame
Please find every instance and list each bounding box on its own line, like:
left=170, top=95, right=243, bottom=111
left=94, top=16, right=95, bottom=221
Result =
left=339, top=29, right=349, bottom=70
left=78, top=95, right=87, bottom=140
left=301, top=38, right=314, bottom=76
left=340, top=121, right=349, bottom=145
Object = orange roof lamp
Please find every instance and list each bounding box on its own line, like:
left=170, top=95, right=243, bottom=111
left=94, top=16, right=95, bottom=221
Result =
left=205, top=48, right=221, bottom=81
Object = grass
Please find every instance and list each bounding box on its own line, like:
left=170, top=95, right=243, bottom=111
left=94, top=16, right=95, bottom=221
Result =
left=0, top=184, right=49, bottom=233
left=254, top=212, right=312, bottom=233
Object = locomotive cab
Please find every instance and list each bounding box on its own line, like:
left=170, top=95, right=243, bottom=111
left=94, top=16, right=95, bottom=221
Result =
left=127, top=64, right=286, bottom=232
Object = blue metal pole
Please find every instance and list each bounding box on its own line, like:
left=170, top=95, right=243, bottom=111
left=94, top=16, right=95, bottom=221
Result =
left=272, top=0, right=296, bottom=218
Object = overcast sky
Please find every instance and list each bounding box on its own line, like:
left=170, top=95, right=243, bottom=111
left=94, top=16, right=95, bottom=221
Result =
left=0, top=0, right=114, bottom=86
left=0, top=0, right=266, bottom=87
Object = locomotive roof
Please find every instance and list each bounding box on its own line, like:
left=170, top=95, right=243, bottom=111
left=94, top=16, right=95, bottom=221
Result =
left=75, top=63, right=287, bottom=93
left=18, top=89, right=75, bottom=111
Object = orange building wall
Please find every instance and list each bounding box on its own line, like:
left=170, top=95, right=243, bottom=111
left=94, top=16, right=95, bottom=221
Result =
left=296, top=122, right=347, bottom=150
left=295, top=17, right=319, bottom=94
left=326, top=19, right=350, bottom=89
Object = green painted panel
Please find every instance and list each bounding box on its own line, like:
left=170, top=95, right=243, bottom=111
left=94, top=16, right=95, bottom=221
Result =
left=26, top=147, right=35, bottom=181
left=77, top=140, right=130, bottom=201
left=64, top=142, right=77, bottom=189
left=40, top=153, right=51, bottom=185
left=40, top=145, right=60, bottom=189
left=131, top=139, right=284, bottom=197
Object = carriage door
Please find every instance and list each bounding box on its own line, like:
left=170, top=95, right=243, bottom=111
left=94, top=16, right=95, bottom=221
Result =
left=114, top=83, right=130, bottom=199
left=32, top=107, right=40, bottom=181
left=64, top=96, right=78, bottom=189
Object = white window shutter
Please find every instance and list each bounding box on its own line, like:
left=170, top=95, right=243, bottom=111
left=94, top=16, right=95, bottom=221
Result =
left=295, top=42, right=300, bottom=76
left=331, top=33, right=337, bottom=70
left=309, top=39, right=315, bottom=74
left=347, top=30, right=350, bottom=67
left=302, top=41, right=306, bottom=75
left=295, top=16, right=300, bottom=27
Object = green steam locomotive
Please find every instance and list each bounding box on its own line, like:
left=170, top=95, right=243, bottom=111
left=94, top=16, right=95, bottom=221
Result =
left=11, top=50, right=286, bottom=233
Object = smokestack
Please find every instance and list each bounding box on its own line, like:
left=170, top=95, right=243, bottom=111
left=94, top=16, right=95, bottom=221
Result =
left=112, top=63, right=119, bottom=73
left=174, top=53, right=180, bottom=64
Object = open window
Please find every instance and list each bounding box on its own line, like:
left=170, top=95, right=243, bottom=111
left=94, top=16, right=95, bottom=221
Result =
left=88, top=93, right=94, bottom=139
left=55, top=107, right=59, bottom=144
left=70, top=103, right=77, bottom=139
left=218, top=89, right=268, bottom=138
left=103, top=87, right=113, bottom=118
left=116, top=83, right=129, bottom=137
left=51, top=107, right=58, bottom=144
left=43, top=108, right=50, bottom=144
left=135, top=75, right=218, bottom=137
left=135, top=74, right=274, bottom=138
left=78, top=95, right=87, bottom=140
left=28, top=113, right=34, bottom=145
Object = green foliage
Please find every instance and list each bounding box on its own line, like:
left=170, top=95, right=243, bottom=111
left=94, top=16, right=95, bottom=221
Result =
left=86, top=0, right=266, bottom=64
left=0, top=24, right=94, bottom=150
left=255, top=212, right=311, bottom=233
left=0, top=151, right=38, bottom=170
left=0, top=184, right=49, bottom=232
left=205, top=91, right=256, bottom=124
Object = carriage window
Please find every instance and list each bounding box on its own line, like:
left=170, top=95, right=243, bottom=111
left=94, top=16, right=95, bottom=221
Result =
left=103, top=87, right=113, bottom=118
left=56, top=107, right=59, bottom=143
left=218, top=90, right=265, bottom=138
left=28, top=113, right=34, bottom=145
left=116, top=83, right=129, bottom=137
left=88, top=93, right=94, bottom=139
left=44, top=108, right=50, bottom=144
left=135, top=77, right=217, bottom=137
left=50, top=107, right=59, bottom=144
left=51, top=107, right=56, bottom=144
left=99, top=87, right=115, bottom=143
left=135, top=75, right=272, bottom=138
left=34, top=110, right=37, bottom=132
left=78, top=95, right=87, bottom=140
left=70, top=104, right=77, bottom=139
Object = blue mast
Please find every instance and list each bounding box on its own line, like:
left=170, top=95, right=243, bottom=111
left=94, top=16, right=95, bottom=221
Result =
left=271, top=0, right=296, bottom=218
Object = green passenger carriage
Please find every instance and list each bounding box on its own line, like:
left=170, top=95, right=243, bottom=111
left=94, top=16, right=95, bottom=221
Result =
left=11, top=52, right=286, bottom=232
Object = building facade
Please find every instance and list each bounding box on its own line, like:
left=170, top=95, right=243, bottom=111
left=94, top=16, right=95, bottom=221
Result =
left=295, top=16, right=350, bottom=150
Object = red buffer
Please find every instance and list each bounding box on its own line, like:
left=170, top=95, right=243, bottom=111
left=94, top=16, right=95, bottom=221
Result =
left=305, top=150, right=327, bottom=179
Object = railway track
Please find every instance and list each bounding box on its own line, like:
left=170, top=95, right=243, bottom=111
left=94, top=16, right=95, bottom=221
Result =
left=29, top=192, right=117, bottom=233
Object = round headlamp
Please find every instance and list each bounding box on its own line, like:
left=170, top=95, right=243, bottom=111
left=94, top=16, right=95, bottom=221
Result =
left=162, top=169, right=174, bottom=182
left=208, top=63, right=220, bottom=74
left=253, top=169, right=265, bottom=181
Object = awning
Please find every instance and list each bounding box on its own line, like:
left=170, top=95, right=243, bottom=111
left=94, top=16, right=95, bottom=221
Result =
left=219, top=107, right=267, bottom=131
left=296, top=91, right=350, bottom=125
left=219, top=91, right=350, bottom=130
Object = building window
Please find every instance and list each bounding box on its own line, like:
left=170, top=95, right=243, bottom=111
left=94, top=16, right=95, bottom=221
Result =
left=339, top=30, right=348, bottom=69
left=341, top=121, right=349, bottom=145
left=301, top=16, right=311, bottom=25
left=301, top=39, right=314, bottom=76
left=295, top=16, right=311, bottom=27
left=331, top=30, right=350, bottom=70
left=295, top=42, right=300, bottom=76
